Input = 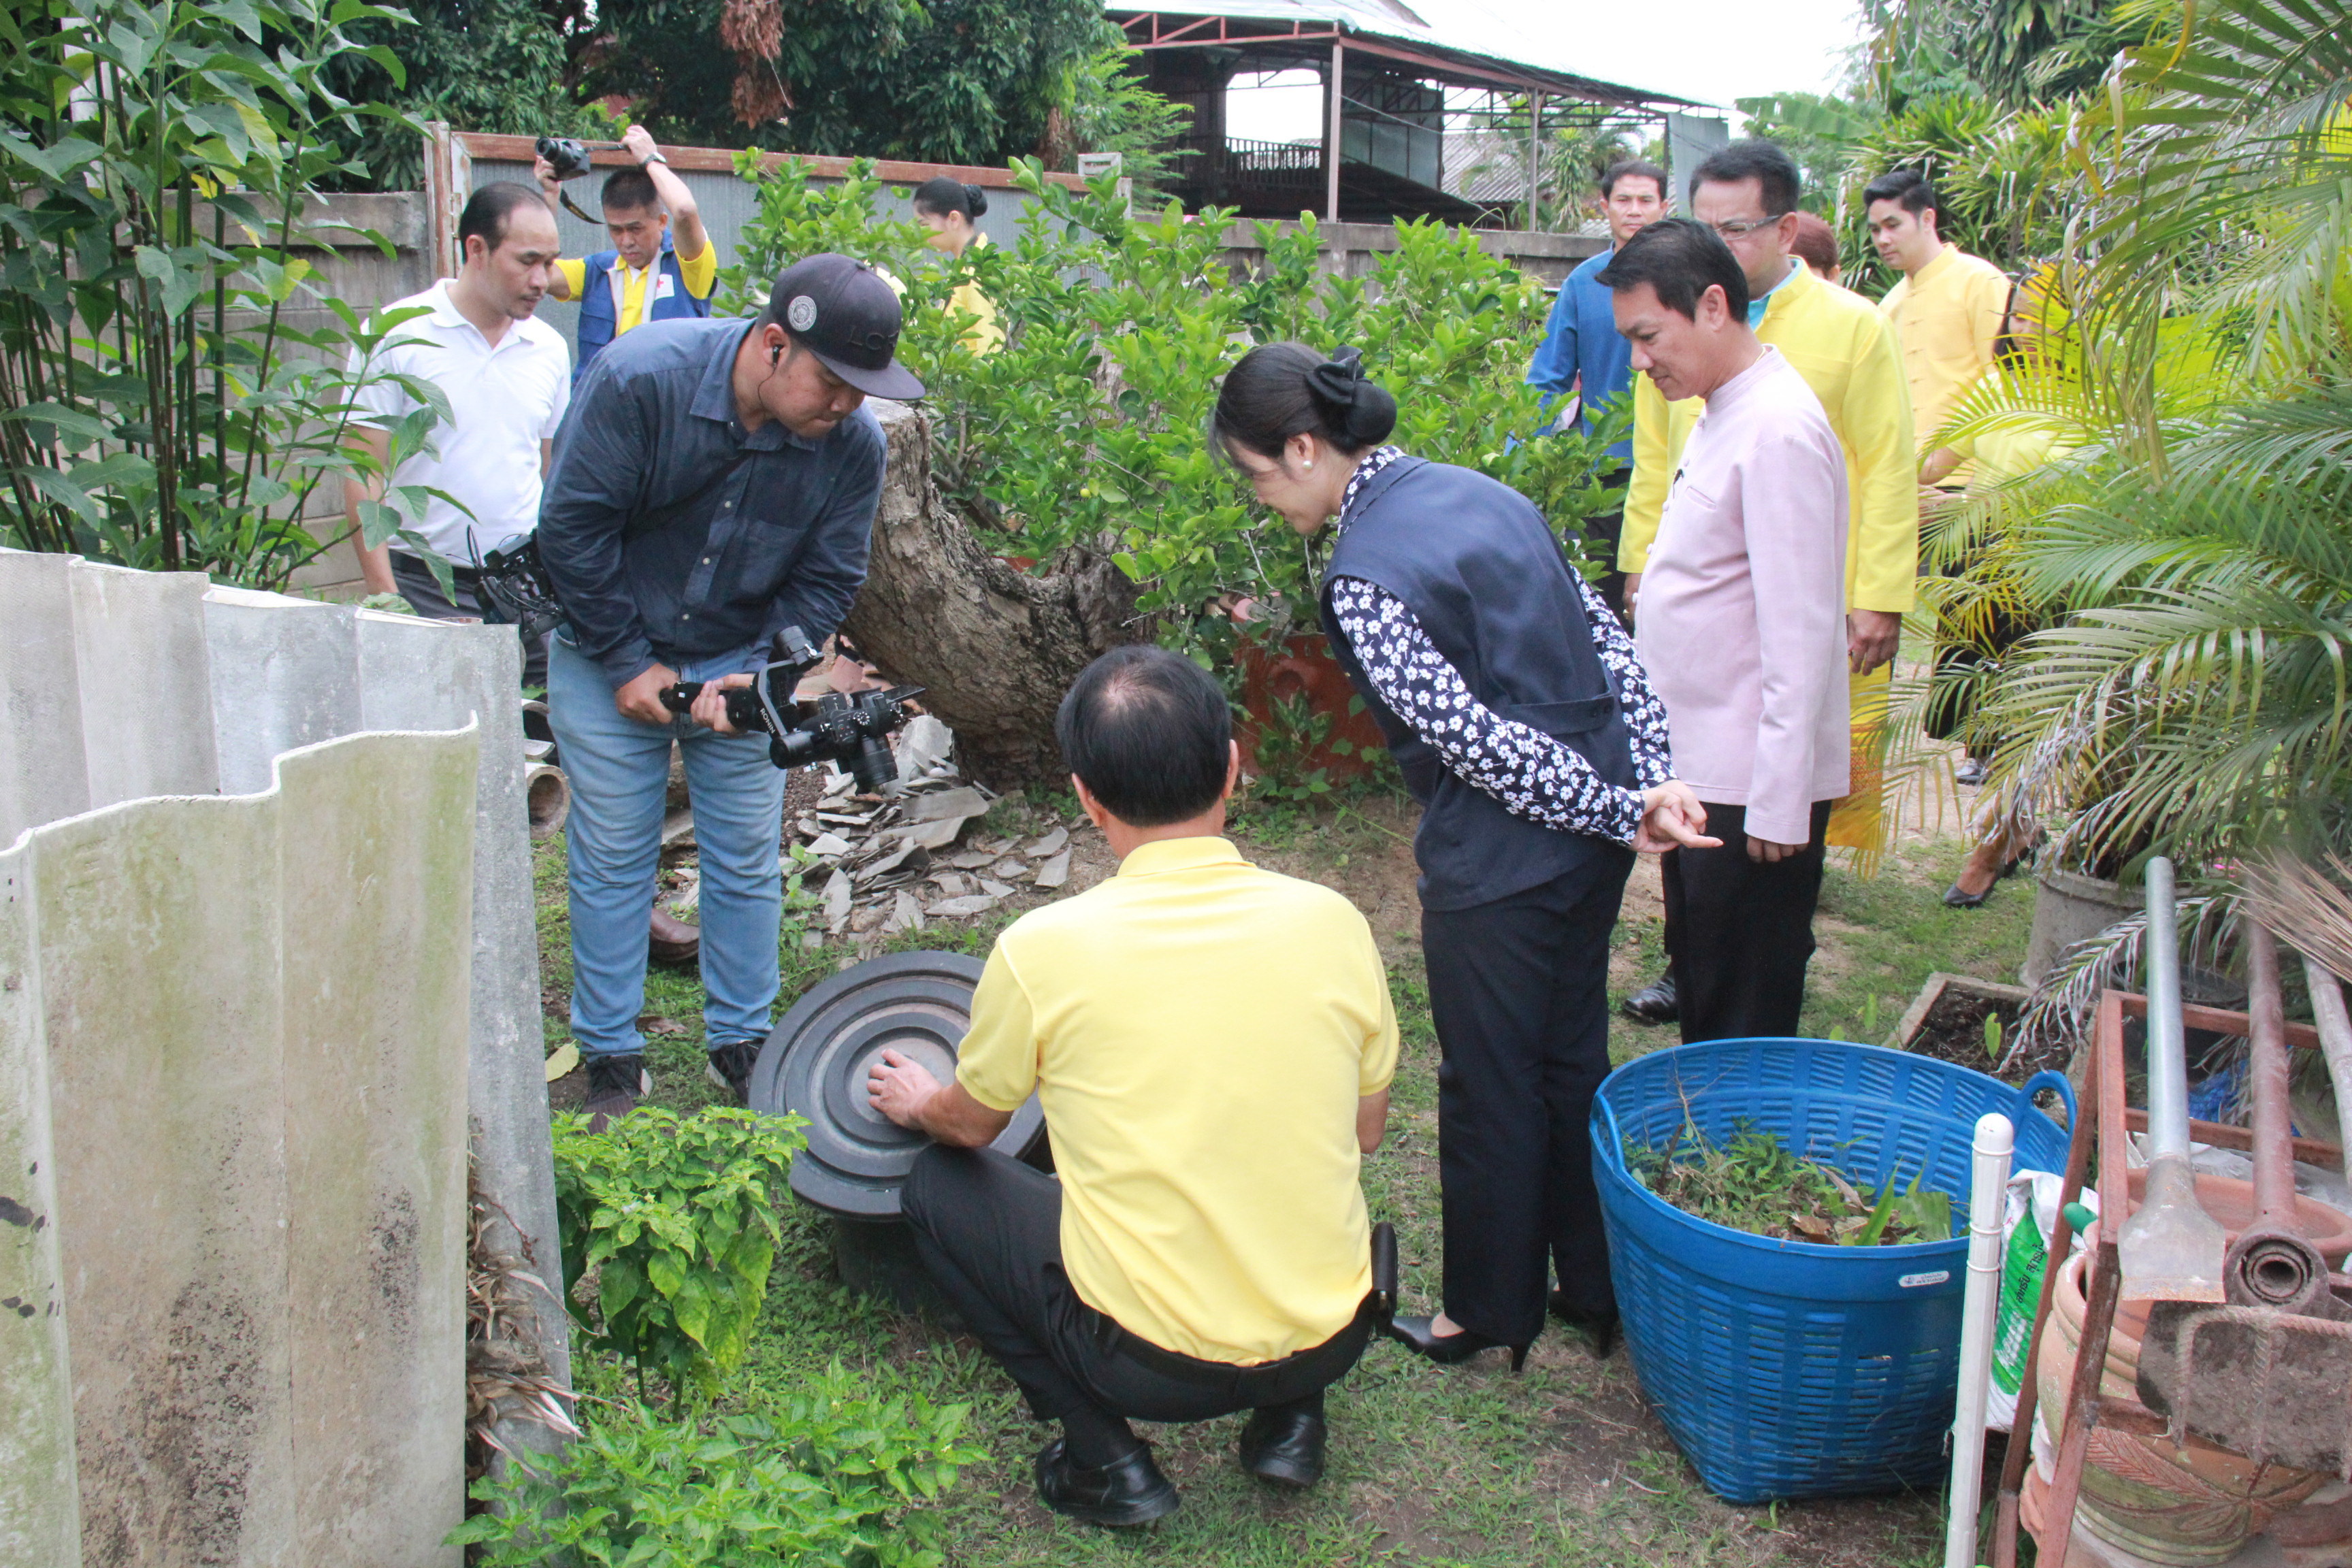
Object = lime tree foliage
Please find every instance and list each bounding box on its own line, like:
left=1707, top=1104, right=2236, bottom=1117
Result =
left=552, top=1105, right=804, bottom=1404
left=0, top=0, right=457, bottom=587
left=451, top=1377, right=983, bottom=1567
left=718, top=159, right=1622, bottom=664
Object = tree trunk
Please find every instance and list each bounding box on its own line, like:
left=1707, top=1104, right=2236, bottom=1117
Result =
left=845, top=399, right=1144, bottom=788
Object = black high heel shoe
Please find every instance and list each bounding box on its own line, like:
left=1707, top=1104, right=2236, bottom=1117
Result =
left=1384, top=1315, right=1530, bottom=1371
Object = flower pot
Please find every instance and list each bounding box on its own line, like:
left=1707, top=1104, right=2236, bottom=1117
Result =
left=2034, top=1252, right=2324, bottom=1564
left=2117, top=1166, right=2352, bottom=1264
left=2025, top=867, right=2142, bottom=987
left=1235, top=632, right=1389, bottom=783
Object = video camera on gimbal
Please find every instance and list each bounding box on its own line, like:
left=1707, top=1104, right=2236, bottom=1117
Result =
left=474, top=534, right=567, bottom=644
left=660, top=627, right=925, bottom=796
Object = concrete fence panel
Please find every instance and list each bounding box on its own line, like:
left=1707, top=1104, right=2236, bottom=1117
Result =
left=0, top=549, right=565, bottom=1565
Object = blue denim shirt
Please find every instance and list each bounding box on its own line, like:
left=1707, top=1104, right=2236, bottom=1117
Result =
left=538, top=316, right=887, bottom=689
left=1526, top=248, right=1634, bottom=460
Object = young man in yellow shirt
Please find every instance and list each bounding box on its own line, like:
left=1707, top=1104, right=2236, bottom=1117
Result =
left=534, top=125, right=717, bottom=387
left=1617, top=140, right=1917, bottom=1027
left=1866, top=167, right=2010, bottom=483
left=868, top=646, right=1397, bottom=1528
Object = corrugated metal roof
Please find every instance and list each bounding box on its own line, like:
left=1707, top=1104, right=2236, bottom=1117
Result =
left=1109, top=0, right=1712, bottom=108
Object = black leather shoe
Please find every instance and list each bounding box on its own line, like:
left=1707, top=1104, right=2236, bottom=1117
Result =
left=1384, top=1315, right=1529, bottom=1371
left=1943, top=879, right=1995, bottom=909
left=1239, top=1406, right=1326, bottom=1490
left=1622, top=973, right=1677, bottom=1025
left=1548, top=1294, right=1621, bottom=1360
left=1032, top=1439, right=1178, bottom=1528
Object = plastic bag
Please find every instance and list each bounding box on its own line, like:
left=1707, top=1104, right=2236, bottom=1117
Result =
left=1989, top=1171, right=2096, bottom=1432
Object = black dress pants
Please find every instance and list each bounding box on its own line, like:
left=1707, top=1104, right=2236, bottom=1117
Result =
left=1418, top=847, right=1633, bottom=1346
left=388, top=551, right=549, bottom=689
left=1661, top=798, right=1835, bottom=1045
left=900, top=1146, right=1369, bottom=1439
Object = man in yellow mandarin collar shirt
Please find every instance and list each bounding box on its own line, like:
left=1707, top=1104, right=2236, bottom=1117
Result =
left=1615, top=140, right=1916, bottom=1029
left=1865, top=167, right=2009, bottom=481
left=867, top=647, right=1397, bottom=1529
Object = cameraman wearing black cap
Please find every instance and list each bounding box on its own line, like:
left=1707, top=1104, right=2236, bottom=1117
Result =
left=538, top=253, right=926, bottom=1128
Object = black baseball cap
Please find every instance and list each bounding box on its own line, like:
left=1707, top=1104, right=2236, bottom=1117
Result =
left=766, top=253, right=926, bottom=401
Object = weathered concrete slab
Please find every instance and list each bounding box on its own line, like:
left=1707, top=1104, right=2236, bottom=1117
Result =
left=278, top=732, right=476, bottom=1565
left=67, top=561, right=217, bottom=811
left=201, top=587, right=363, bottom=796
left=37, top=786, right=299, bottom=1565
left=357, top=612, right=572, bottom=1446
left=0, top=551, right=96, bottom=844
left=0, top=839, right=80, bottom=1567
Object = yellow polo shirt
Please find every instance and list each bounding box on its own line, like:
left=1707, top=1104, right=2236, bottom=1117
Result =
left=555, top=242, right=717, bottom=336
left=955, top=836, right=1398, bottom=1364
left=1879, top=244, right=2009, bottom=478
left=1620, top=262, right=1918, bottom=615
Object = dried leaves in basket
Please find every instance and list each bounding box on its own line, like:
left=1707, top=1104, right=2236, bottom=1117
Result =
left=1627, top=1119, right=1953, bottom=1247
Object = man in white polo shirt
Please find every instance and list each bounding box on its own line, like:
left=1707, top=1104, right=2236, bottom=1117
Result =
left=345, top=181, right=571, bottom=685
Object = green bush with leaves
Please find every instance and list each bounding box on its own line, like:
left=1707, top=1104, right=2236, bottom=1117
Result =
left=0, top=0, right=453, bottom=587
left=449, top=1372, right=982, bottom=1567
left=553, top=1105, right=806, bottom=1403
left=721, top=158, right=1621, bottom=657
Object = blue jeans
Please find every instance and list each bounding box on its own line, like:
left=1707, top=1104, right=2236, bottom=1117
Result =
left=546, top=632, right=785, bottom=1060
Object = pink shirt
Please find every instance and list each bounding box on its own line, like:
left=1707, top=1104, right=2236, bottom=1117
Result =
left=1633, top=346, right=1851, bottom=845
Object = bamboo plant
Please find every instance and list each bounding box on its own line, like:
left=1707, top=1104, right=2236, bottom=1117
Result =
left=0, top=0, right=453, bottom=589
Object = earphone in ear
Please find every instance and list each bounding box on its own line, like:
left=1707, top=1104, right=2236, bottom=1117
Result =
left=770, top=343, right=783, bottom=365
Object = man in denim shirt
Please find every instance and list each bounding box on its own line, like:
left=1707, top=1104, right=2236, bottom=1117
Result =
left=540, top=253, right=924, bottom=1126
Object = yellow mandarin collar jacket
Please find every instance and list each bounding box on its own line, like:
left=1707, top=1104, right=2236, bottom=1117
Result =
left=1618, top=260, right=1919, bottom=615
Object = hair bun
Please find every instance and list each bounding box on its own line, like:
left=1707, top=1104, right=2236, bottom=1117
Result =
left=964, top=183, right=989, bottom=218
left=1304, top=346, right=1397, bottom=447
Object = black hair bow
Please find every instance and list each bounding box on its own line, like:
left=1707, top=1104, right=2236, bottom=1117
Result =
left=1307, top=346, right=1367, bottom=411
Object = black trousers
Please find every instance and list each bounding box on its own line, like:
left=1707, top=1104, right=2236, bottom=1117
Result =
left=389, top=550, right=548, bottom=689
left=1661, top=799, right=1835, bottom=1045
left=900, top=1146, right=1370, bottom=1433
left=1419, top=848, right=1633, bottom=1345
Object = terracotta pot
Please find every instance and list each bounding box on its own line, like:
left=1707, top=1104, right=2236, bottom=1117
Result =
left=2118, top=1167, right=2352, bottom=1265
left=1234, top=632, right=1389, bottom=782
left=2035, top=1252, right=2325, bottom=1564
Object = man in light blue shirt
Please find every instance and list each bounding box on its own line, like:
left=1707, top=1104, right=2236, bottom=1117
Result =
left=1526, top=159, right=1667, bottom=617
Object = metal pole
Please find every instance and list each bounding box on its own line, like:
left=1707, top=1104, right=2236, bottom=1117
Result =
left=1526, top=93, right=1543, bottom=230
left=1326, top=40, right=1343, bottom=223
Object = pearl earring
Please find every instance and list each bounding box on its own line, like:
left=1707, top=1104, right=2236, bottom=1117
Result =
left=1304, top=460, right=1314, bottom=470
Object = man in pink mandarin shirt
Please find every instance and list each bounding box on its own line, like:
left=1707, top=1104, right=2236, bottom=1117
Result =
left=1598, top=219, right=1851, bottom=1042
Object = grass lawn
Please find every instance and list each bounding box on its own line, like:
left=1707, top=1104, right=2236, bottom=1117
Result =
left=532, top=784, right=2038, bottom=1567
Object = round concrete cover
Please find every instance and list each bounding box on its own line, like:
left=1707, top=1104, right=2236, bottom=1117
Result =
left=751, top=950, right=1045, bottom=1217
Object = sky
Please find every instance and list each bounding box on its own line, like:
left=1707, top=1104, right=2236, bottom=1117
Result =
left=1224, top=0, right=1866, bottom=141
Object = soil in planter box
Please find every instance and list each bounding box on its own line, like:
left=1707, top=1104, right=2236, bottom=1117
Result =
left=1628, top=1120, right=1954, bottom=1246
left=1906, top=988, right=2068, bottom=1083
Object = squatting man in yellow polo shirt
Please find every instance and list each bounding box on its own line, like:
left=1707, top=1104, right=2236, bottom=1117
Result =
left=867, top=646, right=1399, bottom=1529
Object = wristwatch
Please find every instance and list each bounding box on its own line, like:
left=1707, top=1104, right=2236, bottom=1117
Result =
left=640, top=150, right=668, bottom=167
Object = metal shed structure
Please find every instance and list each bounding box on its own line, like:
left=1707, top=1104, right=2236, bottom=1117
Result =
left=1110, top=0, right=1705, bottom=223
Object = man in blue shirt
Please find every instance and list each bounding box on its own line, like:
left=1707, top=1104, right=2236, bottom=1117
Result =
left=538, top=253, right=924, bottom=1127
left=1526, top=158, right=1667, bottom=617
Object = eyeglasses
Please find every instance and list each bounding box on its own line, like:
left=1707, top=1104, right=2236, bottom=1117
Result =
left=1708, top=216, right=1787, bottom=239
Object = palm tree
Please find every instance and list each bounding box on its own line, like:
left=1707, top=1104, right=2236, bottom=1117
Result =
left=1956, top=0, right=2352, bottom=882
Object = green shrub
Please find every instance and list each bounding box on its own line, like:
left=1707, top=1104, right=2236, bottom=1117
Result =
left=448, top=1373, right=983, bottom=1567
left=553, top=1106, right=805, bottom=1403
left=719, top=159, right=1623, bottom=655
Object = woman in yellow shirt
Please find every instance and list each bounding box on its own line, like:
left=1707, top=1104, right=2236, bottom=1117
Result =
left=911, top=177, right=1002, bottom=355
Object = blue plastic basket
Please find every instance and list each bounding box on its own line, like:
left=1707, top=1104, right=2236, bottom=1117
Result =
left=1591, top=1037, right=2074, bottom=1503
